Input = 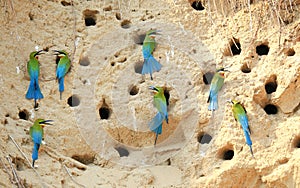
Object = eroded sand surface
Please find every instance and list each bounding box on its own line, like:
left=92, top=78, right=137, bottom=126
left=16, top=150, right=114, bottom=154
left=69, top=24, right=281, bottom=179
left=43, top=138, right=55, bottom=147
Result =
left=0, top=0, right=300, bottom=187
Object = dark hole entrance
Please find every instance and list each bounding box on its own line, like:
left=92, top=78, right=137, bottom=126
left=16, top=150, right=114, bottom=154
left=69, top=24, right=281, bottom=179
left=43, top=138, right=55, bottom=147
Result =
left=203, top=72, right=214, bottom=85
left=99, top=101, right=111, bottom=120
left=256, top=44, right=269, bottom=55
left=197, top=133, right=212, bottom=144
left=263, top=104, right=278, bottom=114
left=55, top=56, right=60, bottom=65
left=99, top=107, right=110, bottom=119
left=18, top=110, right=29, bottom=120
left=129, top=85, right=139, bottom=96
left=285, top=48, right=295, bottom=56
left=222, top=150, right=234, bottom=160
left=191, top=1, right=205, bottom=11
left=28, top=12, right=34, bottom=21
left=72, top=154, right=94, bottom=165
left=115, top=147, right=129, bottom=157
left=83, top=9, right=99, bottom=26
left=294, top=137, right=300, bottom=148
left=265, top=81, right=277, bottom=94
left=116, top=12, right=122, bottom=20
left=241, top=63, right=251, bottom=73
left=164, top=88, right=170, bottom=106
left=85, top=17, right=96, bottom=26
left=121, top=20, right=131, bottom=29
left=67, top=95, right=80, bottom=107
left=230, top=40, right=241, bottom=55
left=61, top=0, right=71, bottom=6
left=224, top=38, right=241, bottom=56
left=166, top=158, right=171, bottom=165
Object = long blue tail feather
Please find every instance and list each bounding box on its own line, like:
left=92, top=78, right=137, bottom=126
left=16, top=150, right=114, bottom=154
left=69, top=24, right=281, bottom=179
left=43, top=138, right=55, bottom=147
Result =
left=149, top=113, right=164, bottom=132
left=142, top=55, right=162, bottom=80
left=243, top=129, right=254, bottom=157
left=32, top=143, right=40, bottom=167
left=208, top=93, right=218, bottom=111
left=58, top=77, right=64, bottom=92
left=149, top=113, right=165, bottom=145
left=26, top=78, right=43, bottom=100
left=154, top=125, right=162, bottom=145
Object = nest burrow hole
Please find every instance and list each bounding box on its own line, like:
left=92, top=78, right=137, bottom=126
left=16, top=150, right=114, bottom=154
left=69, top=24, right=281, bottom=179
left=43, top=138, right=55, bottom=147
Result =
left=83, top=9, right=99, bottom=26
left=99, top=100, right=111, bottom=120
left=197, top=132, right=212, bottom=144
left=19, top=109, right=29, bottom=120
left=265, top=75, right=277, bottom=94
left=67, top=95, right=80, bottom=107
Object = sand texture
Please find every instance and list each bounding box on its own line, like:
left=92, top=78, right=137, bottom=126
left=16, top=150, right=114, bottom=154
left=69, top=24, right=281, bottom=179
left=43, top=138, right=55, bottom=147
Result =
left=0, top=0, right=300, bottom=187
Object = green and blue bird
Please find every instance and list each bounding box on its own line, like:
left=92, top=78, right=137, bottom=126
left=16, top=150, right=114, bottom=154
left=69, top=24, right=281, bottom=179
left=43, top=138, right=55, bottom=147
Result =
left=207, top=68, right=227, bottom=111
left=229, top=100, right=254, bottom=157
left=149, top=86, right=168, bottom=145
left=29, top=119, right=53, bottom=167
left=142, top=30, right=162, bottom=80
left=54, top=50, right=71, bottom=100
left=26, top=50, right=44, bottom=109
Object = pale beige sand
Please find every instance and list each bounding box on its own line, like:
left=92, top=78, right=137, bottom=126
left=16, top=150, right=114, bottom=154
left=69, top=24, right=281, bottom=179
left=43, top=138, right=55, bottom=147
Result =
left=0, top=0, right=300, bottom=187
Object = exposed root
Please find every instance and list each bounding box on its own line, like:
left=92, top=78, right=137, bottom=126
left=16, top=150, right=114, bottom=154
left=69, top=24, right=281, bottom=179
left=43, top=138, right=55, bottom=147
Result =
left=0, top=157, right=14, bottom=184
left=6, top=156, right=24, bottom=188
left=43, top=146, right=87, bottom=170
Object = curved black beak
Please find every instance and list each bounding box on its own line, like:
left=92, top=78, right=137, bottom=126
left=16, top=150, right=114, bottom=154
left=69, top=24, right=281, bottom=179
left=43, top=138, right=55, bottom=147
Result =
left=34, top=50, right=45, bottom=57
left=148, top=29, right=162, bottom=36
left=53, top=50, right=66, bottom=55
left=40, top=120, right=53, bottom=125
left=149, top=86, right=159, bottom=92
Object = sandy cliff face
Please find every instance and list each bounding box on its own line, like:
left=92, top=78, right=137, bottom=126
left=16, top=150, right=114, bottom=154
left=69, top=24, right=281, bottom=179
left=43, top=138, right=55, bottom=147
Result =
left=0, top=0, right=299, bottom=187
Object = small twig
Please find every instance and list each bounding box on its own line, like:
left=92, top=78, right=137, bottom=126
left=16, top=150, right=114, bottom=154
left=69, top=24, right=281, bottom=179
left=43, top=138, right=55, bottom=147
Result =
left=63, top=165, right=86, bottom=188
left=6, top=156, right=24, bottom=188
left=43, top=146, right=87, bottom=170
left=231, top=36, right=239, bottom=50
left=8, top=135, right=47, bottom=188
left=8, top=135, right=31, bottom=166
left=0, top=157, right=14, bottom=184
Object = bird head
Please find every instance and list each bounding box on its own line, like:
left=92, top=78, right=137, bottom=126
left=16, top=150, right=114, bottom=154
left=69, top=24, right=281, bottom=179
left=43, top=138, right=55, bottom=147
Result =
left=149, top=86, right=163, bottom=95
left=53, top=50, right=68, bottom=58
left=36, top=119, right=53, bottom=127
left=216, top=67, right=230, bottom=77
left=146, top=29, right=161, bottom=38
left=226, top=99, right=239, bottom=105
left=29, top=50, right=44, bottom=59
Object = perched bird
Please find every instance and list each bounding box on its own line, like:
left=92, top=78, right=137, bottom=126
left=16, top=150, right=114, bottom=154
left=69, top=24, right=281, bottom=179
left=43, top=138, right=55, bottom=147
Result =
left=26, top=50, right=44, bottom=109
left=54, top=50, right=71, bottom=100
left=142, top=30, right=162, bottom=80
left=229, top=100, right=254, bottom=157
left=149, top=86, right=168, bottom=145
left=207, top=67, right=228, bottom=111
left=29, top=119, right=53, bottom=167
